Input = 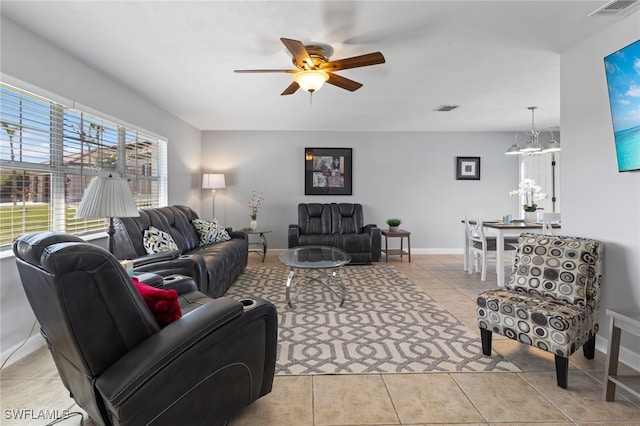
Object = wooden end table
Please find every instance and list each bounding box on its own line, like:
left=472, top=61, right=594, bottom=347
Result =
left=603, top=308, right=640, bottom=401
left=381, top=229, right=411, bottom=262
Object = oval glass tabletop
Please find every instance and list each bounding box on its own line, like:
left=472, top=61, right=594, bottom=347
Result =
left=279, top=245, right=351, bottom=269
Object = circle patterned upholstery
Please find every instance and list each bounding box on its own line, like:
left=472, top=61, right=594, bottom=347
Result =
left=476, top=232, right=604, bottom=358
left=505, top=234, right=601, bottom=306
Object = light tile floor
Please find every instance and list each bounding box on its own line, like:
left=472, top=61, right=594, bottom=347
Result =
left=1, top=253, right=639, bottom=425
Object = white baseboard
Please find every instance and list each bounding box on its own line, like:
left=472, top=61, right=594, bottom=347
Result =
left=411, top=248, right=465, bottom=255
left=0, top=333, right=45, bottom=368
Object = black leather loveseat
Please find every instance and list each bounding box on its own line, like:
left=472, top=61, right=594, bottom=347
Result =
left=112, top=205, right=248, bottom=298
left=288, top=203, right=381, bottom=263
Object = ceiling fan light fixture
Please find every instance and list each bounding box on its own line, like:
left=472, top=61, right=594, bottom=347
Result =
left=293, top=70, right=329, bottom=92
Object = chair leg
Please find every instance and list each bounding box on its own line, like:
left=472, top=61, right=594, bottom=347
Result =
left=480, top=328, right=492, bottom=356
left=554, top=355, right=569, bottom=388
left=582, top=334, right=596, bottom=359
left=480, top=254, right=487, bottom=281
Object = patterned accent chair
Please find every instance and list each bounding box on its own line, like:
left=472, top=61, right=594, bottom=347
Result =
left=476, top=232, right=604, bottom=388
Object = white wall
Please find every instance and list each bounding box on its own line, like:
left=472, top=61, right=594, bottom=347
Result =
left=0, top=16, right=202, bottom=365
left=201, top=130, right=521, bottom=250
left=561, top=11, right=640, bottom=363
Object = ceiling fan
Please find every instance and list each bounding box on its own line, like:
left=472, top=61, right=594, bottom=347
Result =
left=234, top=37, right=385, bottom=96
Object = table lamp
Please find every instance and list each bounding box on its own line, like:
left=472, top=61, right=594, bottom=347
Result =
left=75, top=174, right=140, bottom=254
left=202, top=173, right=225, bottom=218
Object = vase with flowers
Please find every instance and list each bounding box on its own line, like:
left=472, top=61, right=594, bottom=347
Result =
left=509, top=178, right=547, bottom=222
left=247, top=189, right=264, bottom=230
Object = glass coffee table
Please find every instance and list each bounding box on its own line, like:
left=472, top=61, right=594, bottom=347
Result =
left=278, top=246, right=351, bottom=308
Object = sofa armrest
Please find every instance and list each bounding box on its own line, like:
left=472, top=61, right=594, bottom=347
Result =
left=288, top=225, right=300, bottom=248
left=228, top=229, right=248, bottom=240
left=132, top=254, right=208, bottom=293
left=96, top=297, right=277, bottom=424
left=131, top=250, right=181, bottom=268
left=363, top=225, right=382, bottom=262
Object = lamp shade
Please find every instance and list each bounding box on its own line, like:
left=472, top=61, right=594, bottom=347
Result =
left=541, top=139, right=561, bottom=153
left=293, top=70, right=329, bottom=92
left=519, top=140, right=542, bottom=153
left=505, top=144, right=521, bottom=155
left=75, top=175, right=139, bottom=219
left=202, top=173, right=226, bottom=189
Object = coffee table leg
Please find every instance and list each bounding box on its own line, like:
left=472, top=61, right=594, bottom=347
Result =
left=286, top=269, right=295, bottom=308
left=334, top=267, right=346, bottom=307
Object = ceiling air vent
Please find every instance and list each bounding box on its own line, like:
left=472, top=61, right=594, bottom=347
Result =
left=434, top=105, right=459, bottom=112
left=589, top=0, right=639, bottom=16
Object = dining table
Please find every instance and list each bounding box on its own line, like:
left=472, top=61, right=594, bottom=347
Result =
left=463, top=220, right=561, bottom=287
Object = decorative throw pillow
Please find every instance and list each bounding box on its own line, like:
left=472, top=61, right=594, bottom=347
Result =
left=192, top=219, right=231, bottom=245
left=506, top=233, right=600, bottom=306
left=143, top=226, right=178, bottom=254
left=131, top=277, right=182, bottom=327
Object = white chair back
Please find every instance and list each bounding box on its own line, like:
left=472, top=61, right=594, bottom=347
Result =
left=465, top=216, right=486, bottom=246
left=464, top=216, right=492, bottom=281
left=541, top=212, right=561, bottom=234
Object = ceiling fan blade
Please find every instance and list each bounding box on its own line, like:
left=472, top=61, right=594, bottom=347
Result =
left=320, top=52, right=385, bottom=72
left=234, top=69, right=297, bottom=73
left=280, top=38, right=313, bottom=69
left=326, top=73, right=363, bottom=92
left=281, top=82, right=300, bottom=96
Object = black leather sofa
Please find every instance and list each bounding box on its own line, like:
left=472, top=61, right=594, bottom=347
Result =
left=288, top=203, right=381, bottom=263
left=112, top=205, right=247, bottom=298
left=13, top=231, right=277, bottom=426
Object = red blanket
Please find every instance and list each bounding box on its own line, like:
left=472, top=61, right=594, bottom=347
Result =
left=132, top=277, right=182, bottom=327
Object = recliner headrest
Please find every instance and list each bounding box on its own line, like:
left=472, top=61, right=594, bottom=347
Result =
left=13, top=231, right=85, bottom=267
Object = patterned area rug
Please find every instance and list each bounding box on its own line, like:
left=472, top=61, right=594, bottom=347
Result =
left=226, top=265, right=519, bottom=375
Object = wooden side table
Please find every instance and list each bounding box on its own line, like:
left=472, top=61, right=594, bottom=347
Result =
left=603, top=308, right=640, bottom=401
left=381, top=229, right=411, bottom=262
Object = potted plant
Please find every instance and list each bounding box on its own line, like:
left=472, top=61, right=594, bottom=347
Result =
left=386, top=218, right=401, bottom=232
left=508, top=178, right=547, bottom=222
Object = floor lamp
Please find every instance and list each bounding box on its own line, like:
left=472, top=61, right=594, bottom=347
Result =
left=202, top=173, right=225, bottom=219
left=75, top=175, right=140, bottom=254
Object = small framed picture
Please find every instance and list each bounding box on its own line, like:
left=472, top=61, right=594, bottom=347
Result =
left=456, top=157, right=480, bottom=180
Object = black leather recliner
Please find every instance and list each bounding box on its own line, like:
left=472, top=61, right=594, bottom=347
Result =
left=13, top=231, right=277, bottom=426
left=288, top=203, right=381, bottom=263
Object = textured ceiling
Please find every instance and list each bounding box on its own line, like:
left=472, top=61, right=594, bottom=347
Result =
left=0, top=1, right=626, bottom=132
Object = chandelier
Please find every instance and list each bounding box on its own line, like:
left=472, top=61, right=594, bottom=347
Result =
left=505, top=106, right=561, bottom=155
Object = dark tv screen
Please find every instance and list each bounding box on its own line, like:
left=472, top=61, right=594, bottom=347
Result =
left=604, top=38, right=640, bottom=172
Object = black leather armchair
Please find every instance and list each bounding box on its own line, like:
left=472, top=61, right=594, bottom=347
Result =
left=13, top=231, right=277, bottom=426
left=288, top=203, right=381, bottom=263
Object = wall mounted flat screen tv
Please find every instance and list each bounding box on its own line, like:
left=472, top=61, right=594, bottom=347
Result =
left=604, top=38, right=640, bottom=172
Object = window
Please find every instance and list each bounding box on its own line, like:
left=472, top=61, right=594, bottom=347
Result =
left=0, top=82, right=167, bottom=248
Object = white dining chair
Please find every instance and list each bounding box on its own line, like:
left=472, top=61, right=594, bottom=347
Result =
left=541, top=212, right=561, bottom=234
left=465, top=217, right=517, bottom=281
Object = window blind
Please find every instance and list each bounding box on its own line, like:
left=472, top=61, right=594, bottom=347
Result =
left=0, top=82, right=167, bottom=248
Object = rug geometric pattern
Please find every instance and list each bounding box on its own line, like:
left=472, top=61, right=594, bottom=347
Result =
left=226, top=264, right=520, bottom=375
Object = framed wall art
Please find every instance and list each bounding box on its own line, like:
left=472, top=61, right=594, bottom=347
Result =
left=305, top=147, right=352, bottom=195
left=456, top=156, right=481, bottom=180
